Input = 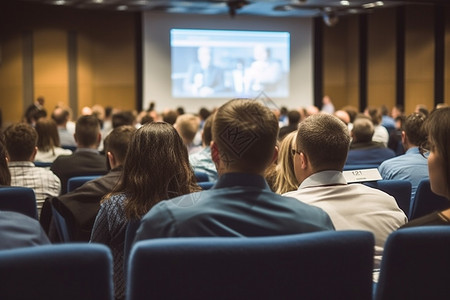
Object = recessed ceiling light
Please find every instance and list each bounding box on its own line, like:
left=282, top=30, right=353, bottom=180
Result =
left=54, top=0, right=66, bottom=5
left=117, top=5, right=128, bottom=10
left=340, top=1, right=350, bottom=6
left=92, top=0, right=104, bottom=3
left=362, top=2, right=376, bottom=8
left=375, top=1, right=384, bottom=6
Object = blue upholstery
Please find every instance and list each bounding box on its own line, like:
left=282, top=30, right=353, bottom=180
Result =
left=363, top=180, right=412, bottom=217
left=194, top=171, right=209, bottom=182
left=198, top=181, right=214, bottom=190
left=50, top=197, right=73, bottom=242
left=123, top=219, right=141, bottom=277
left=34, top=161, right=52, bottom=168
left=67, top=175, right=101, bottom=193
left=0, top=243, right=114, bottom=300
left=374, top=226, right=450, bottom=300
left=0, top=186, right=38, bottom=219
left=409, top=178, right=450, bottom=220
left=126, top=230, right=374, bottom=300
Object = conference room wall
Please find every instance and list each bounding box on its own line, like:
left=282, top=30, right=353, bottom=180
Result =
left=0, top=2, right=136, bottom=127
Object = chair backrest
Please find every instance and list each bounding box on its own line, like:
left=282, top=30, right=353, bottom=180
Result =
left=0, top=243, right=114, bottom=300
left=194, top=171, right=209, bottom=182
left=198, top=181, right=214, bottom=190
left=126, top=230, right=374, bottom=300
left=363, top=180, right=412, bottom=217
left=123, top=220, right=141, bottom=277
left=374, top=226, right=450, bottom=300
left=34, top=161, right=52, bottom=168
left=409, top=178, right=450, bottom=220
left=50, top=197, right=75, bottom=242
left=0, top=186, right=38, bottom=220
left=67, top=175, right=101, bottom=193
left=343, top=164, right=380, bottom=171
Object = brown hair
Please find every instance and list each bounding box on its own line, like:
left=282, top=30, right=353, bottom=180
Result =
left=35, top=119, right=61, bottom=153
left=105, top=122, right=200, bottom=220
left=74, top=115, right=101, bottom=147
left=403, top=112, right=427, bottom=147
left=103, top=125, right=136, bottom=165
left=0, top=133, right=11, bottom=186
left=4, top=123, right=38, bottom=161
left=297, top=113, right=350, bottom=171
left=212, top=99, right=278, bottom=173
left=352, top=117, right=374, bottom=143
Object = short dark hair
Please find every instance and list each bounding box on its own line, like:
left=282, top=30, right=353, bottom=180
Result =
left=103, top=125, right=136, bottom=165
left=352, top=117, right=374, bottom=143
left=287, top=110, right=301, bottom=125
left=202, top=114, right=214, bottom=146
left=75, top=115, right=101, bottom=147
left=112, top=111, right=136, bottom=129
left=404, top=113, right=427, bottom=147
left=4, top=123, right=38, bottom=161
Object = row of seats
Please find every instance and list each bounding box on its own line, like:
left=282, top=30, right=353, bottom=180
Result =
left=0, top=227, right=449, bottom=300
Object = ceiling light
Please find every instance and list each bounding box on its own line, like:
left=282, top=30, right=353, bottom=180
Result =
left=92, top=0, right=104, bottom=3
left=340, top=1, right=350, bottom=6
left=375, top=1, right=384, bottom=6
left=362, top=3, right=376, bottom=9
left=54, top=0, right=66, bottom=5
left=117, top=5, right=128, bottom=10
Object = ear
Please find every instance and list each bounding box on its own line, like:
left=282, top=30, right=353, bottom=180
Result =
left=299, top=152, right=308, bottom=170
left=107, top=151, right=117, bottom=169
left=271, top=145, right=279, bottom=165
left=401, top=131, right=407, bottom=144
left=96, top=132, right=102, bottom=146
left=210, top=141, right=220, bottom=165
left=30, top=146, right=38, bottom=161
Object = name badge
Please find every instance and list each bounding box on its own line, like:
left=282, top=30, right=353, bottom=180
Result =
left=343, top=168, right=382, bottom=183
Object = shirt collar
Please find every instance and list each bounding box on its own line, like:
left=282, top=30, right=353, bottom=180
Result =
left=299, top=170, right=347, bottom=189
left=214, top=172, right=270, bottom=190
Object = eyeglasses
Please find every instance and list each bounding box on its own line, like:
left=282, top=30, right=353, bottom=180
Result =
left=291, top=149, right=301, bottom=156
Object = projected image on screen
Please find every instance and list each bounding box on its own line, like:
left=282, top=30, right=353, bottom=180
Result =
left=171, top=29, right=290, bottom=99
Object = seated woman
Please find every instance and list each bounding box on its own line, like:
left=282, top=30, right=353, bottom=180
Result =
left=401, top=106, right=450, bottom=227
left=273, top=131, right=299, bottom=194
left=34, top=119, right=72, bottom=163
left=90, top=122, right=200, bottom=300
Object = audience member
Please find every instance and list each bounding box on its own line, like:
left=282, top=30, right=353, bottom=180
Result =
left=24, top=96, right=47, bottom=126
left=379, top=113, right=429, bottom=201
left=391, top=104, right=404, bottom=120
left=91, top=122, right=199, bottom=300
left=174, top=113, right=202, bottom=154
left=134, top=99, right=334, bottom=242
left=51, top=106, right=77, bottom=147
left=334, top=110, right=351, bottom=126
left=162, top=109, right=178, bottom=125
left=274, top=131, right=299, bottom=194
left=34, top=119, right=72, bottom=163
left=401, top=107, right=450, bottom=227
left=321, top=95, right=335, bottom=114
left=4, top=123, right=61, bottom=214
left=365, top=106, right=389, bottom=146
left=189, top=114, right=218, bottom=182
left=346, top=116, right=395, bottom=166
left=380, top=104, right=396, bottom=133
left=51, top=115, right=108, bottom=194
left=0, top=211, right=50, bottom=250
left=278, top=109, right=301, bottom=140
left=387, top=115, right=406, bottom=156
left=112, top=111, right=136, bottom=129
left=415, top=104, right=429, bottom=117
left=283, top=113, right=406, bottom=263
left=45, top=125, right=137, bottom=242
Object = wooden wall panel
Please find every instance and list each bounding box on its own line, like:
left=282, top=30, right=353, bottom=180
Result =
left=367, top=8, right=396, bottom=110
left=444, top=6, right=450, bottom=105
left=0, top=36, right=23, bottom=126
left=33, top=29, right=69, bottom=114
left=404, top=5, right=435, bottom=114
left=346, top=16, right=360, bottom=111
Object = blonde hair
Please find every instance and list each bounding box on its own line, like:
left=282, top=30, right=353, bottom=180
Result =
left=274, top=131, right=299, bottom=194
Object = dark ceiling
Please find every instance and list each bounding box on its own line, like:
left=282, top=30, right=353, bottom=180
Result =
left=12, top=0, right=450, bottom=18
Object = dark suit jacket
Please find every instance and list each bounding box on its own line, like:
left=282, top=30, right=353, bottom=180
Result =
left=51, top=149, right=108, bottom=194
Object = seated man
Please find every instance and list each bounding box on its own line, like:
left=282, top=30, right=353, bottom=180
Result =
left=346, top=116, right=395, bottom=166
left=379, top=112, right=429, bottom=202
left=283, top=113, right=407, bottom=268
left=134, top=99, right=334, bottom=241
left=5, top=122, right=61, bottom=216
left=189, top=114, right=218, bottom=182
left=51, top=115, right=108, bottom=194
left=45, top=125, right=136, bottom=242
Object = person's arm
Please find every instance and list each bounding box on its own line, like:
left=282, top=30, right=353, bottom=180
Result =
left=90, top=202, right=111, bottom=245
left=134, top=202, right=177, bottom=242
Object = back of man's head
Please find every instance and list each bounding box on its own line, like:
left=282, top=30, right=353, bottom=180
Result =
left=112, top=111, right=136, bottom=129
left=297, top=113, right=350, bottom=171
left=404, top=112, right=427, bottom=147
left=51, top=107, right=70, bottom=126
left=202, top=114, right=214, bottom=147
left=103, top=125, right=136, bottom=166
left=212, top=99, right=278, bottom=173
left=75, top=115, right=101, bottom=148
left=287, top=110, right=301, bottom=125
left=174, top=114, right=200, bottom=144
left=4, top=123, right=37, bottom=161
left=352, top=117, right=374, bottom=143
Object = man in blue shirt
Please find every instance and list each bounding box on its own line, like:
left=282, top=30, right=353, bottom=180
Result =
left=134, top=99, right=334, bottom=240
left=379, top=112, right=429, bottom=202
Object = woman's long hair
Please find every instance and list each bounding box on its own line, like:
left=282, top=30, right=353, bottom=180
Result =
left=105, top=122, right=200, bottom=220
left=35, top=119, right=61, bottom=154
left=274, top=131, right=299, bottom=194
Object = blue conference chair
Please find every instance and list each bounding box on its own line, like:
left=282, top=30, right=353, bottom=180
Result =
left=374, top=226, right=450, bottom=300
left=0, top=186, right=38, bottom=219
left=194, top=171, right=209, bottom=182
left=0, top=243, right=114, bottom=300
left=67, top=175, right=101, bottom=193
left=343, top=164, right=380, bottom=171
left=34, top=161, right=52, bottom=168
left=50, top=197, right=74, bottom=242
left=363, top=180, right=412, bottom=217
left=126, top=230, right=374, bottom=300
left=409, top=178, right=450, bottom=220
left=198, top=181, right=214, bottom=190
